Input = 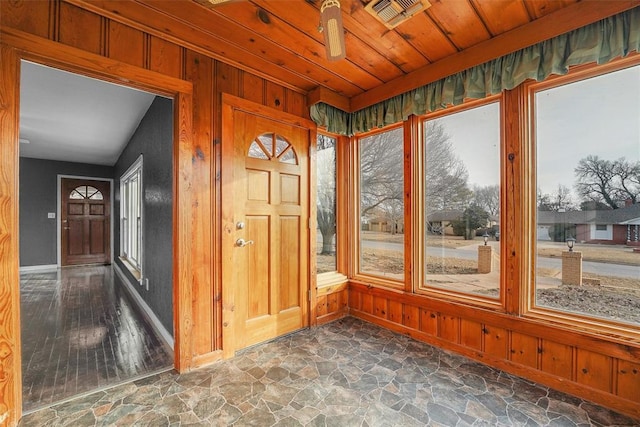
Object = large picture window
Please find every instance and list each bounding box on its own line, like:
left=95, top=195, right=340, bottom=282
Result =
left=120, top=155, right=143, bottom=273
left=532, top=61, right=640, bottom=327
left=422, top=101, right=501, bottom=298
left=358, top=126, right=404, bottom=282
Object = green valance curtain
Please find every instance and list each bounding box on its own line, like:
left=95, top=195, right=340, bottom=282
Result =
left=311, top=7, right=640, bottom=136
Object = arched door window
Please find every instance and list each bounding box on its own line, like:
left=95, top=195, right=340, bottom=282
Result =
left=69, top=185, right=104, bottom=200
left=248, top=133, right=298, bottom=164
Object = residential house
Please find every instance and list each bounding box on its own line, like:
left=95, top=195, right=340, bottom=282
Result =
left=538, top=203, right=640, bottom=245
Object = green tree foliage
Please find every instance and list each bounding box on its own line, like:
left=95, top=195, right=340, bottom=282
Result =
left=451, top=204, right=490, bottom=240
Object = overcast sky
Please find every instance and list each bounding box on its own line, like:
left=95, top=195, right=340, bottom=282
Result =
left=431, top=64, right=640, bottom=203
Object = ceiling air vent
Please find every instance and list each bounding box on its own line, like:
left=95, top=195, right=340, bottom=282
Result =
left=364, top=0, right=431, bottom=29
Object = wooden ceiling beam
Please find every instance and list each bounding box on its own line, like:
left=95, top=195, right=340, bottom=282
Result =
left=307, top=86, right=350, bottom=112
left=350, top=0, right=640, bottom=112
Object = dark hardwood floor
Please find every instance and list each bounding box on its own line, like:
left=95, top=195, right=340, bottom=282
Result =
left=20, top=265, right=173, bottom=413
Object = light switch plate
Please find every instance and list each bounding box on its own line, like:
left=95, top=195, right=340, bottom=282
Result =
left=48, top=212, right=56, bottom=219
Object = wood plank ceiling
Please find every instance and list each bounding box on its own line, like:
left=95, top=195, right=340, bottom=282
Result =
left=75, top=0, right=638, bottom=111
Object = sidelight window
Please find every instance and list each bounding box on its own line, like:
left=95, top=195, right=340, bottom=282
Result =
left=316, top=134, right=338, bottom=274
left=120, top=155, right=143, bottom=273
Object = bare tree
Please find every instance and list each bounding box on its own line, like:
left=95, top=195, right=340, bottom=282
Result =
left=612, top=157, right=640, bottom=204
left=316, top=134, right=337, bottom=254
left=424, top=121, right=470, bottom=213
left=575, top=155, right=640, bottom=209
left=472, top=184, right=499, bottom=216
left=360, top=127, right=404, bottom=220
left=538, top=184, right=575, bottom=211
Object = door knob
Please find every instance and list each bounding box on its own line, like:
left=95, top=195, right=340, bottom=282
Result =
left=236, top=238, right=254, bottom=247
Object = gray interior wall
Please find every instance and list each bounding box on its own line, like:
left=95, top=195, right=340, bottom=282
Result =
left=114, top=96, right=174, bottom=336
left=19, top=158, right=114, bottom=267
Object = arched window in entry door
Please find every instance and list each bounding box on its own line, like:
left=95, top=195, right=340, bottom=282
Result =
left=69, top=185, right=104, bottom=200
left=248, top=132, right=298, bottom=165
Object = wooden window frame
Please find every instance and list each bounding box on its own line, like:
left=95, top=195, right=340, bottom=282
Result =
left=314, top=131, right=349, bottom=289
left=523, top=54, right=640, bottom=341
left=414, top=96, right=507, bottom=311
left=119, top=155, right=144, bottom=277
left=351, top=123, right=407, bottom=290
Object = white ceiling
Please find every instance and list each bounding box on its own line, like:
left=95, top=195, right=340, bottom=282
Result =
left=19, top=61, right=157, bottom=166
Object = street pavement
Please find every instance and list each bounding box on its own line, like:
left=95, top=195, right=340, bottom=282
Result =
left=361, top=239, right=640, bottom=280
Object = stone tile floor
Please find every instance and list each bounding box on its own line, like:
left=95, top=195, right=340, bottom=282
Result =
left=20, top=317, right=639, bottom=426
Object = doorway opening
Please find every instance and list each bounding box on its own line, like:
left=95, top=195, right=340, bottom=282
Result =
left=19, top=61, right=174, bottom=412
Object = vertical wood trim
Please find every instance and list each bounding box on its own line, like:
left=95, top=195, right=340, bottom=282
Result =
left=212, top=60, right=223, bottom=351
left=102, top=17, right=110, bottom=58
left=184, top=50, right=214, bottom=357
left=50, top=0, right=60, bottom=41
left=309, top=128, right=318, bottom=327
left=336, top=135, right=350, bottom=275
left=100, top=15, right=107, bottom=57
left=406, top=115, right=422, bottom=294
left=0, top=43, right=21, bottom=427
left=220, top=96, right=236, bottom=359
left=503, top=86, right=528, bottom=315
left=143, top=33, right=151, bottom=70
left=173, top=90, right=195, bottom=371
left=349, top=134, right=359, bottom=279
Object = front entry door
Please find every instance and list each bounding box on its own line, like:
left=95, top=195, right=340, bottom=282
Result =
left=223, top=98, right=311, bottom=353
left=61, top=178, right=111, bottom=266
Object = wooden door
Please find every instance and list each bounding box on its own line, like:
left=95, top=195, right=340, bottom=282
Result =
left=61, top=178, right=111, bottom=266
left=224, top=105, right=310, bottom=352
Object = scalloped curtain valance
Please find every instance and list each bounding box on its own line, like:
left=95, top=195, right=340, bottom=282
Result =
left=310, top=8, right=640, bottom=136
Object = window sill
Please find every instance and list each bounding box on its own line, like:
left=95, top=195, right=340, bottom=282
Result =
left=317, top=271, right=348, bottom=289
left=119, top=257, right=141, bottom=281
left=524, top=307, right=640, bottom=346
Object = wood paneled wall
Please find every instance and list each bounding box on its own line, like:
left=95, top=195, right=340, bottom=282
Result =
left=316, top=283, right=349, bottom=326
left=0, top=1, right=309, bottom=423
left=349, top=282, right=640, bottom=418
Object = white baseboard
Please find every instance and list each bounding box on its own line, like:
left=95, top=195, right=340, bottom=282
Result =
left=20, top=264, right=58, bottom=273
left=114, top=263, right=174, bottom=350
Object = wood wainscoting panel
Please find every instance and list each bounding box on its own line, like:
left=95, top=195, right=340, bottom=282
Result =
left=316, top=284, right=348, bottom=326
left=419, top=309, right=438, bottom=335
left=387, top=300, right=402, bottom=325
left=576, top=349, right=612, bottom=393
left=403, top=304, right=420, bottom=330
left=510, top=332, right=539, bottom=369
left=460, top=319, right=482, bottom=351
left=361, top=292, right=374, bottom=315
left=540, top=340, right=574, bottom=380
left=616, top=360, right=640, bottom=401
left=483, top=325, right=508, bottom=359
left=316, top=295, right=328, bottom=318
left=439, top=314, right=460, bottom=344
